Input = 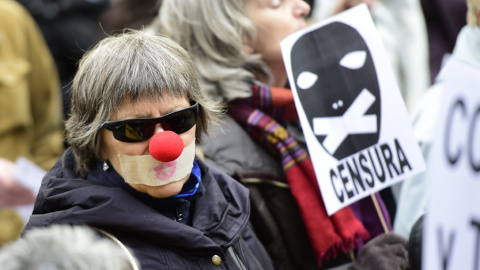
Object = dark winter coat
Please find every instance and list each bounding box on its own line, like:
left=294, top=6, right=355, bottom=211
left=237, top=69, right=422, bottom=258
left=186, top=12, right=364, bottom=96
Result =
left=201, top=116, right=352, bottom=270
left=23, top=148, right=274, bottom=270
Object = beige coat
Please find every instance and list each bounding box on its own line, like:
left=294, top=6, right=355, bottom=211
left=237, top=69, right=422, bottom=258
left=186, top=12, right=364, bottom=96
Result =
left=0, top=0, right=64, bottom=170
left=0, top=0, right=65, bottom=245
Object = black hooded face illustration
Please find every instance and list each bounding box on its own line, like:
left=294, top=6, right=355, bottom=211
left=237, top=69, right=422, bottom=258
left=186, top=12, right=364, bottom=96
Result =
left=291, top=22, right=381, bottom=160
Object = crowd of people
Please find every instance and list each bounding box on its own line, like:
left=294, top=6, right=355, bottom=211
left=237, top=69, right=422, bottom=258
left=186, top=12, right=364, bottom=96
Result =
left=0, top=0, right=477, bottom=269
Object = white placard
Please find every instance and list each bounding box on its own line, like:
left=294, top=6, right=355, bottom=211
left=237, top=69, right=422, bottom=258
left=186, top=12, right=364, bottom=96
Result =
left=423, top=57, right=480, bottom=269
left=281, top=4, right=425, bottom=215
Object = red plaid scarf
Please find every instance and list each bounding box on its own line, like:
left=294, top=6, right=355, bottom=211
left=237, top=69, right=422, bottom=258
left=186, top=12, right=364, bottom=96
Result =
left=229, top=83, right=370, bottom=266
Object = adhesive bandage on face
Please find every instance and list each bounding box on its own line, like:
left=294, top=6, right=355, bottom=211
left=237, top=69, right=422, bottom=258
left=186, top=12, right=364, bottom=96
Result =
left=118, top=141, right=195, bottom=186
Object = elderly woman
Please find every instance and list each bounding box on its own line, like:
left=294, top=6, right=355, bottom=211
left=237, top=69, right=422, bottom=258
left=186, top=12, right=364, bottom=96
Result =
left=22, top=31, right=274, bottom=270
left=148, top=0, right=409, bottom=269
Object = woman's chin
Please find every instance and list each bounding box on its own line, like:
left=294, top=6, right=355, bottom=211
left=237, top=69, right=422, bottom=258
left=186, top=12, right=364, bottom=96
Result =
left=129, top=176, right=189, bottom=199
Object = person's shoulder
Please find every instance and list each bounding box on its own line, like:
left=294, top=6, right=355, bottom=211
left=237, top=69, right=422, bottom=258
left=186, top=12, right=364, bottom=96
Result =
left=45, top=148, right=78, bottom=178
left=0, top=0, right=31, bottom=21
left=196, top=158, right=233, bottom=182
left=0, top=0, right=43, bottom=43
left=37, top=148, right=94, bottom=206
left=196, top=158, right=247, bottom=192
left=0, top=0, right=24, bottom=12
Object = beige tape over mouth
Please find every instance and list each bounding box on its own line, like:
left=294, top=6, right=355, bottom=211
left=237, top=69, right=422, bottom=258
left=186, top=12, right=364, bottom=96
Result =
left=118, top=141, right=195, bottom=186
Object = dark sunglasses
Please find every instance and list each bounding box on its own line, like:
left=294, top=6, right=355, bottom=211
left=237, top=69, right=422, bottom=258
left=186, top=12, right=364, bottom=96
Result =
left=102, top=102, right=198, bottom=142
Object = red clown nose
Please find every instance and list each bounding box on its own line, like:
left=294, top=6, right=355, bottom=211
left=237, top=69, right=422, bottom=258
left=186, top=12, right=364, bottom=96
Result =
left=149, top=131, right=184, bottom=162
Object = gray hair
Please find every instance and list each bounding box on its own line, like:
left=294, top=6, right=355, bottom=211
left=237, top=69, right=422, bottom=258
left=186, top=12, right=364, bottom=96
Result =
left=66, top=30, right=222, bottom=176
left=0, top=225, right=137, bottom=270
left=147, top=0, right=272, bottom=101
left=467, top=0, right=480, bottom=26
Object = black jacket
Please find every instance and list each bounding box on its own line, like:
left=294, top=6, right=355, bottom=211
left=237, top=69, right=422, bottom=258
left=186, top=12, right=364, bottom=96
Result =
left=24, top=148, right=274, bottom=270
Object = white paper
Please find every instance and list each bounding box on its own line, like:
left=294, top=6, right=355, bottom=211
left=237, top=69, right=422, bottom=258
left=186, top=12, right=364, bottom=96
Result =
left=13, top=157, right=46, bottom=226
left=423, top=57, right=480, bottom=269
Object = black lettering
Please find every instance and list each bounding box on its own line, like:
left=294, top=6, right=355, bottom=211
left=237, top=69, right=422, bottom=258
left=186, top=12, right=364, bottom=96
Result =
left=468, top=107, right=480, bottom=172
left=347, top=158, right=365, bottom=194
left=330, top=169, right=344, bottom=203
left=445, top=99, right=466, bottom=165
left=471, top=218, right=480, bottom=270
left=338, top=164, right=354, bottom=199
left=395, top=138, right=412, bottom=173
left=359, top=154, right=374, bottom=188
left=381, top=143, right=400, bottom=178
left=370, top=148, right=386, bottom=183
left=437, top=226, right=455, bottom=270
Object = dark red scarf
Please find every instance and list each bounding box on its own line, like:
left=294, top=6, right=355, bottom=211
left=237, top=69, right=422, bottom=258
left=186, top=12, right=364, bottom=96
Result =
left=229, top=83, right=370, bottom=265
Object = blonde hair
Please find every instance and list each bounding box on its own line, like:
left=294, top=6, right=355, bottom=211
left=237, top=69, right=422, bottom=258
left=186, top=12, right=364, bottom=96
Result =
left=147, top=0, right=272, bottom=101
left=467, top=0, right=480, bottom=26
left=66, top=30, right=222, bottom=176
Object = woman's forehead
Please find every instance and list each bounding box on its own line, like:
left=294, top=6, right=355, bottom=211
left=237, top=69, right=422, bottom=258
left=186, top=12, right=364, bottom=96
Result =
left=247, top=0, right=275, bottom=7
left=120, top=88, right=188, bottom=102
left=120, top=92, right=188, bottom=106
left=111, top=95, right=190, bottom=120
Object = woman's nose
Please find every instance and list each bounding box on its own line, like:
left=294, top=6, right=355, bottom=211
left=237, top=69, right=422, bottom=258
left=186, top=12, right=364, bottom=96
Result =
left=295, top=0, right=311, bottom=18
left=153, top=123, right=165, bottom=134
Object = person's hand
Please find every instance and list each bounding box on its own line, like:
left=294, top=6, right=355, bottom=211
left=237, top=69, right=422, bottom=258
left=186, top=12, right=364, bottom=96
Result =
left=0, top=158, right=36, bottom=209
left=332, top=0, right=376, bottom=15
left=351, top=232, right=410, bottom=270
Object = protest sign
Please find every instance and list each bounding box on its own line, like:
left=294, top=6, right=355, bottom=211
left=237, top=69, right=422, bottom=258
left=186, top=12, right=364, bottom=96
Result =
left=281, top=4, right=425, bottom=215
left=423, top=57, right=480, bottom=270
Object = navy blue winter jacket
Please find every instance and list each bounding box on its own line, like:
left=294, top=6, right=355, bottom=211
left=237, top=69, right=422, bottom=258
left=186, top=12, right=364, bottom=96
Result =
left=23, top=148, right=274, bottom=270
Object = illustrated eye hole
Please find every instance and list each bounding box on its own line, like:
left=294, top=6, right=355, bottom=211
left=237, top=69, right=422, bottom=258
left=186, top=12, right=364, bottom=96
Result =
left=339, top=50, right=367, bottom=70
left=296, top=71, right=318, bottom=90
